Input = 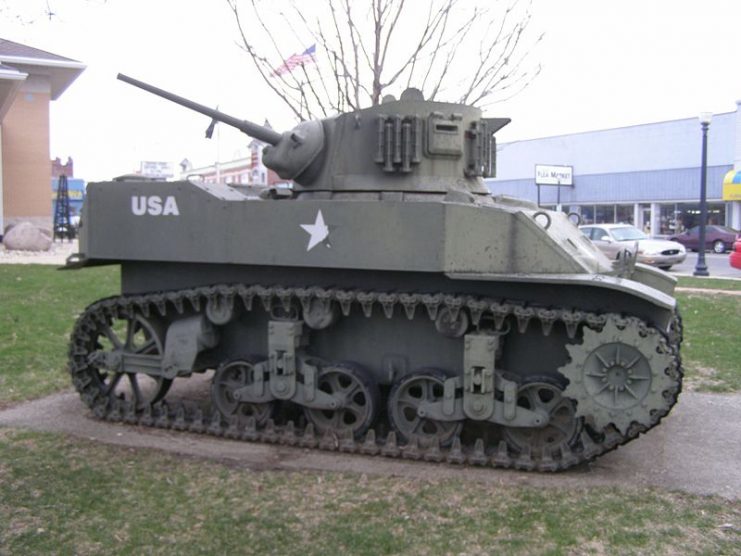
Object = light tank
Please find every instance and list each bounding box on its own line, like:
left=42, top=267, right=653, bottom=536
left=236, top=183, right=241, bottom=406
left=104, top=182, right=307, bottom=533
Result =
left=65, top=74, right=683, bottom=471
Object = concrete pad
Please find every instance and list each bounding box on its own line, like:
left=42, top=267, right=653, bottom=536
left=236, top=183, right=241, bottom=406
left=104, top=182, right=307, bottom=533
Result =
left=0, top=390, right=739, bottom=500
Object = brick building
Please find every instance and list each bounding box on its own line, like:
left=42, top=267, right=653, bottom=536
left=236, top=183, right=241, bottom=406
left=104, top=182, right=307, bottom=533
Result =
left=0, top=38, right=84, bottom=233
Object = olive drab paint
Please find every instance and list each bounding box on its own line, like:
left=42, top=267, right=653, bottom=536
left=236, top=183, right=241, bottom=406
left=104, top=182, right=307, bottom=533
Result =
left=64, top=75, right=684, bottom=471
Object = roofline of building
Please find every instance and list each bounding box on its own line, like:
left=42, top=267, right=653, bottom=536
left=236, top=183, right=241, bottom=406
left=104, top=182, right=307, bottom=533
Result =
left=0, top=55, right=86, bottom=71
left=0, top=55, right=86, bottom=100
left=188, top=157, right=252, bottom=174
left=514, top=197, right=728, bottom=205
left=0, top=66, right=27, bottom=80
left=487, top=163, right=732, bottom=183
left=501, top=110, right=737, bottom=146
left=0, top=69, right=26, bottom=120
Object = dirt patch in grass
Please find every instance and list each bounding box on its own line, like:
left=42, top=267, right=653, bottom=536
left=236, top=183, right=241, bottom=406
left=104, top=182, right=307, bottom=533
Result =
left=676, top=277, right=741, bottom=291
left=676, top=287, right=741, bottom=296
left=682, top=364, right=726, bottom=392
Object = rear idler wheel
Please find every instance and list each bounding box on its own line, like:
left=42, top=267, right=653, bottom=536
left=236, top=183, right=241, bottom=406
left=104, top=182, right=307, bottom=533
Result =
left=503, top=377, right=581, bottom=459
left=303, top=363, right=380, bottom=439
left=211, top=358, right=274, bottom=426
left=388, top=369, right=463, bottom=448
left=81, top=312, right=172, bottom=410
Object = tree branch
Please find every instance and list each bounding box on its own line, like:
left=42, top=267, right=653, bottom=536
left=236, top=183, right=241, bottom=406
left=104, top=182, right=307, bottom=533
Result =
left=226, top=0, right=543, bottom=115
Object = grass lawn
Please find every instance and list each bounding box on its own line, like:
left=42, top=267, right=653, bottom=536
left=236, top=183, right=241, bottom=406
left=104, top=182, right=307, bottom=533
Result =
left=0, top=428, right=738, bottom=556
left=0, top=266, right=739, bottom=555
left=676, top=276, right=741, bottom=291
left=0, top=264, right=119, bottom=407
left=676, top=291, right=741, bottom=392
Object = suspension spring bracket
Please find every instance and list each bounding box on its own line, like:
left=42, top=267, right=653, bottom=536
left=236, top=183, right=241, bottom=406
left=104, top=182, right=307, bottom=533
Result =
left=268, top=320, right=303, bottom=399
left=462, top=333, right=498, bottom=420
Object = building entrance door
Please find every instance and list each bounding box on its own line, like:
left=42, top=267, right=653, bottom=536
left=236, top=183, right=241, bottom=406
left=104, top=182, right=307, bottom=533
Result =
left=641, top=206, right=651, bottom=234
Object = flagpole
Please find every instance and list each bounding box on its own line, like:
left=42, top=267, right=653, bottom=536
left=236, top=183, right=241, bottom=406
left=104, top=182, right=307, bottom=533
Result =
left=299, top=78, right=305, bottom=118
left=215, top=119, right=221, bottom=184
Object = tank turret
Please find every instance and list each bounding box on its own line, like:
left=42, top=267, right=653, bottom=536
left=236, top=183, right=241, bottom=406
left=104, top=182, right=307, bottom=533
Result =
left=117, top=74, right=509, bottom=195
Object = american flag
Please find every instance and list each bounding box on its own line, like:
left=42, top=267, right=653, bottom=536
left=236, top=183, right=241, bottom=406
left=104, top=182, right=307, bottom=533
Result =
left=273, top=44, right=317, bottom=76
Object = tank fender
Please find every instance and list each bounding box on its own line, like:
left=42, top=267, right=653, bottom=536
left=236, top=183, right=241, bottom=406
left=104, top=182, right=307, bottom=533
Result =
left=446, top=272, right=676, bottom=311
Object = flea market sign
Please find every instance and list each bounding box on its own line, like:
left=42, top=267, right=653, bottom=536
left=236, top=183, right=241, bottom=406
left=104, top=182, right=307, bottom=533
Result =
left=535, top=164, right=573, bottom=186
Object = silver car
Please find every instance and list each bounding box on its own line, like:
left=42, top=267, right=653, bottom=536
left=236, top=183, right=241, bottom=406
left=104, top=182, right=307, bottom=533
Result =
left=579, top=224, right=686, bottom=270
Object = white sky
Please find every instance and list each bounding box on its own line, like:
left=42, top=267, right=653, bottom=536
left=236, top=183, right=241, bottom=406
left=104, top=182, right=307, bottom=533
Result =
left=3, top=0, right=741, bottom=181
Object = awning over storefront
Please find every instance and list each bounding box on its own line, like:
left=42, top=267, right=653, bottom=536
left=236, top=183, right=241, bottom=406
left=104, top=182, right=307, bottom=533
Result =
left=722, top=170, right=741, bottom=201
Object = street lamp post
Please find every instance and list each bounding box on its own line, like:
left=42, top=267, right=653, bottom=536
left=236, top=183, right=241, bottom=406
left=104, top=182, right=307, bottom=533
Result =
left=693, top=111, right=712, bottom=277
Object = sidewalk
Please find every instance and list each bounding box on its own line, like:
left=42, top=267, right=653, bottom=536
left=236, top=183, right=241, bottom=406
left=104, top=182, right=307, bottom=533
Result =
left=1, top=389, right=739, bottom=500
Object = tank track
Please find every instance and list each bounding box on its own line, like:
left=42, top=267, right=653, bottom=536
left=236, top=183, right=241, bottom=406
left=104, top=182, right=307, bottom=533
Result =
left=68, top=283, right=683, bottom=472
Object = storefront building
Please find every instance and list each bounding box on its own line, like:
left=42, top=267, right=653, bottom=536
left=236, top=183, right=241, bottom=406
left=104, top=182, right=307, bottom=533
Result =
left=486, top=102, right=741, bottom=237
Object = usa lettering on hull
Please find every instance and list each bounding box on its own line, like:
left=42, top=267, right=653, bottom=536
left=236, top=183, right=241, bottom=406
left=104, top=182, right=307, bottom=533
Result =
left=131, top=195, right=180, bottom=216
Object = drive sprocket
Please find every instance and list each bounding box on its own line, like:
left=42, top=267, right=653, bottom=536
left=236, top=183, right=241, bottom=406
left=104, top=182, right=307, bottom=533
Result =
left=558, top=315, right=677, bottom=434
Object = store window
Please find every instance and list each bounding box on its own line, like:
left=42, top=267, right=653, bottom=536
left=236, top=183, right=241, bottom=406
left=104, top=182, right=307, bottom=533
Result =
left=659, top=202, right=726, bottom=235
left=580, top=205, right=595, bottom=224
left=615, top=204, right=633, bottom=224
left=658, top=204, right=678, bottom=235
left=595, top=205, right=613, bottom=223
left=571, top=204, right=634, bottom=225
left=640, top=205, right=651, bottom=234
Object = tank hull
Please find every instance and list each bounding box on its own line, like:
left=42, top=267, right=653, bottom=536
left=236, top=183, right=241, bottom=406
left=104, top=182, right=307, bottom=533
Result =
left=80, top=180, right=602, bottom=274
left=66, top=178, right=682, bottom=471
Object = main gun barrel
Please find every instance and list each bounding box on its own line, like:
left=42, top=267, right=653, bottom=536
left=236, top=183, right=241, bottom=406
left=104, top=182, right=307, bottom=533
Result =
left=117, top=73, right=282, bottom=145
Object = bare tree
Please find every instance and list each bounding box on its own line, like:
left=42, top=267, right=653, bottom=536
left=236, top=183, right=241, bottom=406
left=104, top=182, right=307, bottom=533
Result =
left=0, top=0, right=108, bottom=25
left=227, top=0, right=542, bottom=121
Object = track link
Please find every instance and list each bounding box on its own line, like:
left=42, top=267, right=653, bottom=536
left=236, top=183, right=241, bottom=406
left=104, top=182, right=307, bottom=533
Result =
left=68, top=283, right=683, bottom=472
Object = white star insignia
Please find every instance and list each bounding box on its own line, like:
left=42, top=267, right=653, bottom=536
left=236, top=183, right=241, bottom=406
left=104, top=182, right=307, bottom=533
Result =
left=300, top=210, right=330, bottom=251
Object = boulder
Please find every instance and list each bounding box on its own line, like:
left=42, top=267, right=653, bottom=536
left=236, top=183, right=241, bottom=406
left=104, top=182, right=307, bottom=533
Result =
left=2, top=221, right=53, bottom=252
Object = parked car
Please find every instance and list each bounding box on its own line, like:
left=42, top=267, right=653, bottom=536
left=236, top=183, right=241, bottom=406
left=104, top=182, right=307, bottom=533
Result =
left=730, top=236, right=741, bottom=270
left=579, top=224, right=686, bottom=270
left=669, top=225, right=739, bottom=254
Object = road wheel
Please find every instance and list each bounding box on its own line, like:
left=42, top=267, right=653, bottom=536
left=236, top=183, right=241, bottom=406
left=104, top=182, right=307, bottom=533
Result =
left=712, top=240, right=725, bottom=254
left=303, top=362, right=380, bottom=439
left=388, top=369, right=463, bottom=448
left=503, top=377, right=581, bottom=459
left=211, top=358, right=274, bottom=426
